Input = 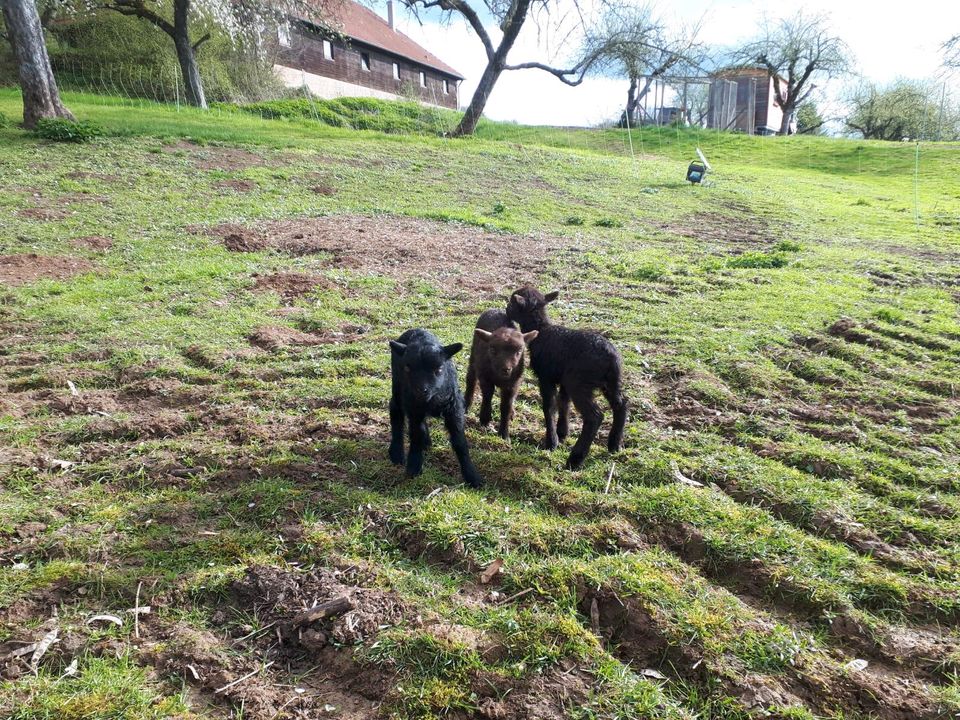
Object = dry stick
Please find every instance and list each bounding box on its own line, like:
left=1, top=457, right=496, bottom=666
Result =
left=290, top=597, right=354, bottom=627
left=213, top=661, right=275, bottom=695
left=134, top=581, right=143, bottom=639
left=604, top=462, right=616, bottom=494
left=498, top=587, right=534, bottom=604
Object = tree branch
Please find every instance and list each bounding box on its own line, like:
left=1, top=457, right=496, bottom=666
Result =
left=192, top=32, right=210, bottom=50
left=410, top=0, right=494, bottom=61
left=99, top=0, right=175, bottom=36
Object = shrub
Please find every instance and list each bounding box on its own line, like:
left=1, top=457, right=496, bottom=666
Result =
left=727, top=251, right=790, bottom=269
left=564, top=216, right=585, bottom=226
left=594, top=217, right=623, bottom=228
left=773, top=240, right=802, bottom=252
left=33, top=118, right=104, bottom=143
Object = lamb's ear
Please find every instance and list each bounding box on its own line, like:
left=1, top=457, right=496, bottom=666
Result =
left=474, top=329, right=493, bottom=343
left=544, top=291, right=560, bottom=303
left=522, top=330, right=539, bottom=344
left=389, top=340, right=407, bottom=355
left=510, top=293, right=527, bottom=308
left=442, top=342, right=463, bottom=358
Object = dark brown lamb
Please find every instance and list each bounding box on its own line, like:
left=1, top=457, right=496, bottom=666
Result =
left=465, top=309, right=538, bottom=440
left=506, top=286, right=628, bottom=470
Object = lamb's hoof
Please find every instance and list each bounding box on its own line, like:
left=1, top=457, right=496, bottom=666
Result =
left=565, top=454, right=586, bottom=471
left=464, top=473, right=485, bottom=489
left=388, top=445, right=405, bottom=465
left=539, top=437, right=560, bottom=451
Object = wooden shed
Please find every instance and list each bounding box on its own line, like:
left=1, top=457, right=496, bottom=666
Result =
left=707, top=67, right=795, bottom=135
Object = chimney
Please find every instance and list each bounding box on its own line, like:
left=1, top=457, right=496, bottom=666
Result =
left=387, top=0, right=395, bottom=29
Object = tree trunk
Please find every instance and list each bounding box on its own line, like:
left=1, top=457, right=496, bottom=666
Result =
left=620, top=76, right=638, bottom=127
left=453, top=58, right=505, bottom=136
left=452, top=0, right=532, bottom=136
left=1, top=0, right=73, bottom=128
left=779, top=106, right=794, bottom=135
left=173, top=0, right=206, bottom=108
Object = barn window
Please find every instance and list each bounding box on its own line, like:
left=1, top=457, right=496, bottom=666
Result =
left=361, top=52, right=371, bottom=71
left=277, top=24, right=291, bottom=47
left=443, top=79, right=449, bottom=94
left=322, top=40, right=333, bottom=60
left=392, top=62, right=400, bottom=80
left=419, top=71, right=426, bottom=87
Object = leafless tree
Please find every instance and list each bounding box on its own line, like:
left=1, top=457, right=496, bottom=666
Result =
left=402, top=0, right=620, bottom=136
left=732, top=11, right=850, bottom=135
left=583, top=4, right=705, bottom=127
left=944, top=34, right=959, bottom=69
left=1, top=0, right=74, bottom=127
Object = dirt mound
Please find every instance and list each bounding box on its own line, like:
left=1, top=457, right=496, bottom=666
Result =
left=251, top=272, right=332, bottom=302
left=209, top=214, right=558, bottom=294
left=310, top=183, right=338, bottom=196
left=0, top=254, right=95, bottom=286
left=72, top=235, right=113, bottom=251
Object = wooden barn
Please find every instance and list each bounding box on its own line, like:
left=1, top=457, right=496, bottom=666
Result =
left=274, top=0, right=463, bottom=110
left=707, top=67, right=796, bottom=135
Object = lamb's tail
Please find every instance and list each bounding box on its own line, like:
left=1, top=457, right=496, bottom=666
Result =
left=464, top=359, right=477, bottom=409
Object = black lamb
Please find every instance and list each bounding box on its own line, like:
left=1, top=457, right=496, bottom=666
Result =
left=506, top=286, right=628, bottom=470
left=388, top=328, right=483, bottom=488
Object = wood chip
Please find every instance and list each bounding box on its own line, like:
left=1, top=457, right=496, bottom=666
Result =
left=291, top=596, right=354, bottom=626
left=641, top=668, right=667, bottom=680
left=30, top=628, right=59, bottom=674
left=479, top=559, right=504, bottom=585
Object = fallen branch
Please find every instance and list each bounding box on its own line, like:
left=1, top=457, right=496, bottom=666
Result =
left=213, top=660, right=274, bottom=694
left=498, top=587, right=533, bottom=604
left=291, top=596, right=354, bottom=627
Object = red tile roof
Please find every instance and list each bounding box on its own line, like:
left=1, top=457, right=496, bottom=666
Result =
left=329, top=1, right=463, bottom=79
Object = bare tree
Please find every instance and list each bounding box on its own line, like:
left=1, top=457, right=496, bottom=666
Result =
left=845, top=79, right=957, bottom=142
left=402, top=0, right=613, bottom=136
left=1, top=0, right=74, bottom=127
left=584, top=5, right=705, bottom=127
left=944, top=34, right=959, bottom=69
left=733, top=11, right=850, bottom=135
left=91, top=0, right=335, bottom=108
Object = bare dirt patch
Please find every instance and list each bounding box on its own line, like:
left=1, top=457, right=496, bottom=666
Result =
left=208, top=214, right=560, bottom=294
left=0, top=254, right=95, bottom=286
left=248, top=324, right=364, bottom=351
left=657, top=209, right=778, bottom=248
left=250, top=272, right=333, bottom=302
left=16, top=207, right=72, bottom=221
left=213, top=178, right=257, bottom=193
left=310, top=183, right=338, bottom=196
left=163, top=140, right=268, bottom=172
left=72, top=235, right=113, bottom=251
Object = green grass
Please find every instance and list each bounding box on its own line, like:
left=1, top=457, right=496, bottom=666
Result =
left=0, top=88, right=958, bottom=719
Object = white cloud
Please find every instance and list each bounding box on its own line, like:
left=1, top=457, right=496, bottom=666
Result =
left=390, top=0, right=960, bottom=127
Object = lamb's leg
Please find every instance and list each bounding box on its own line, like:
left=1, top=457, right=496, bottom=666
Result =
left=478, top=378, right=494, bottom=427
left=498, top=383, right=519, bottom=440
left=464, top=359, right=477, bottom=409
left=539, top=380, right=559, bottom=451
left=566, top=386, right=603, bottom=470
left=556, top=385, right=571, bottom=441
left=405, top=411, right=428, bottom=477
left=443, top=407, right=483, bottom=488
left=388, top=395, right=405, bottom=465
left=604, top=383, right=628, bottom=452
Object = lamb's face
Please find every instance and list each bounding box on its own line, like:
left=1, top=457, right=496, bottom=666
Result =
left=506, top=287, right=558, bottom=330
left=396, top=342, right=462, bottom=404
left=475, top=327, right=539, bottom=382
left=486, top=329, right=526, bottom=381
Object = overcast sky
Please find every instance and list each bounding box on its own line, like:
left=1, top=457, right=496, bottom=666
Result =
left=386, top=0, right=959, bottom=127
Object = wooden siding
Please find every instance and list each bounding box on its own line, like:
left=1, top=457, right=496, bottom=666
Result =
left=277, top=28, right=458, bottom=109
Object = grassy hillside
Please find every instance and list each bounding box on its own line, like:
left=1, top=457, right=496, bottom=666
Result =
left=1, top=89, right=959, bottom=720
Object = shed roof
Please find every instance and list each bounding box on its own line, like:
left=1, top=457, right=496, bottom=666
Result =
left=326, top=1, right=463, bottom=79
